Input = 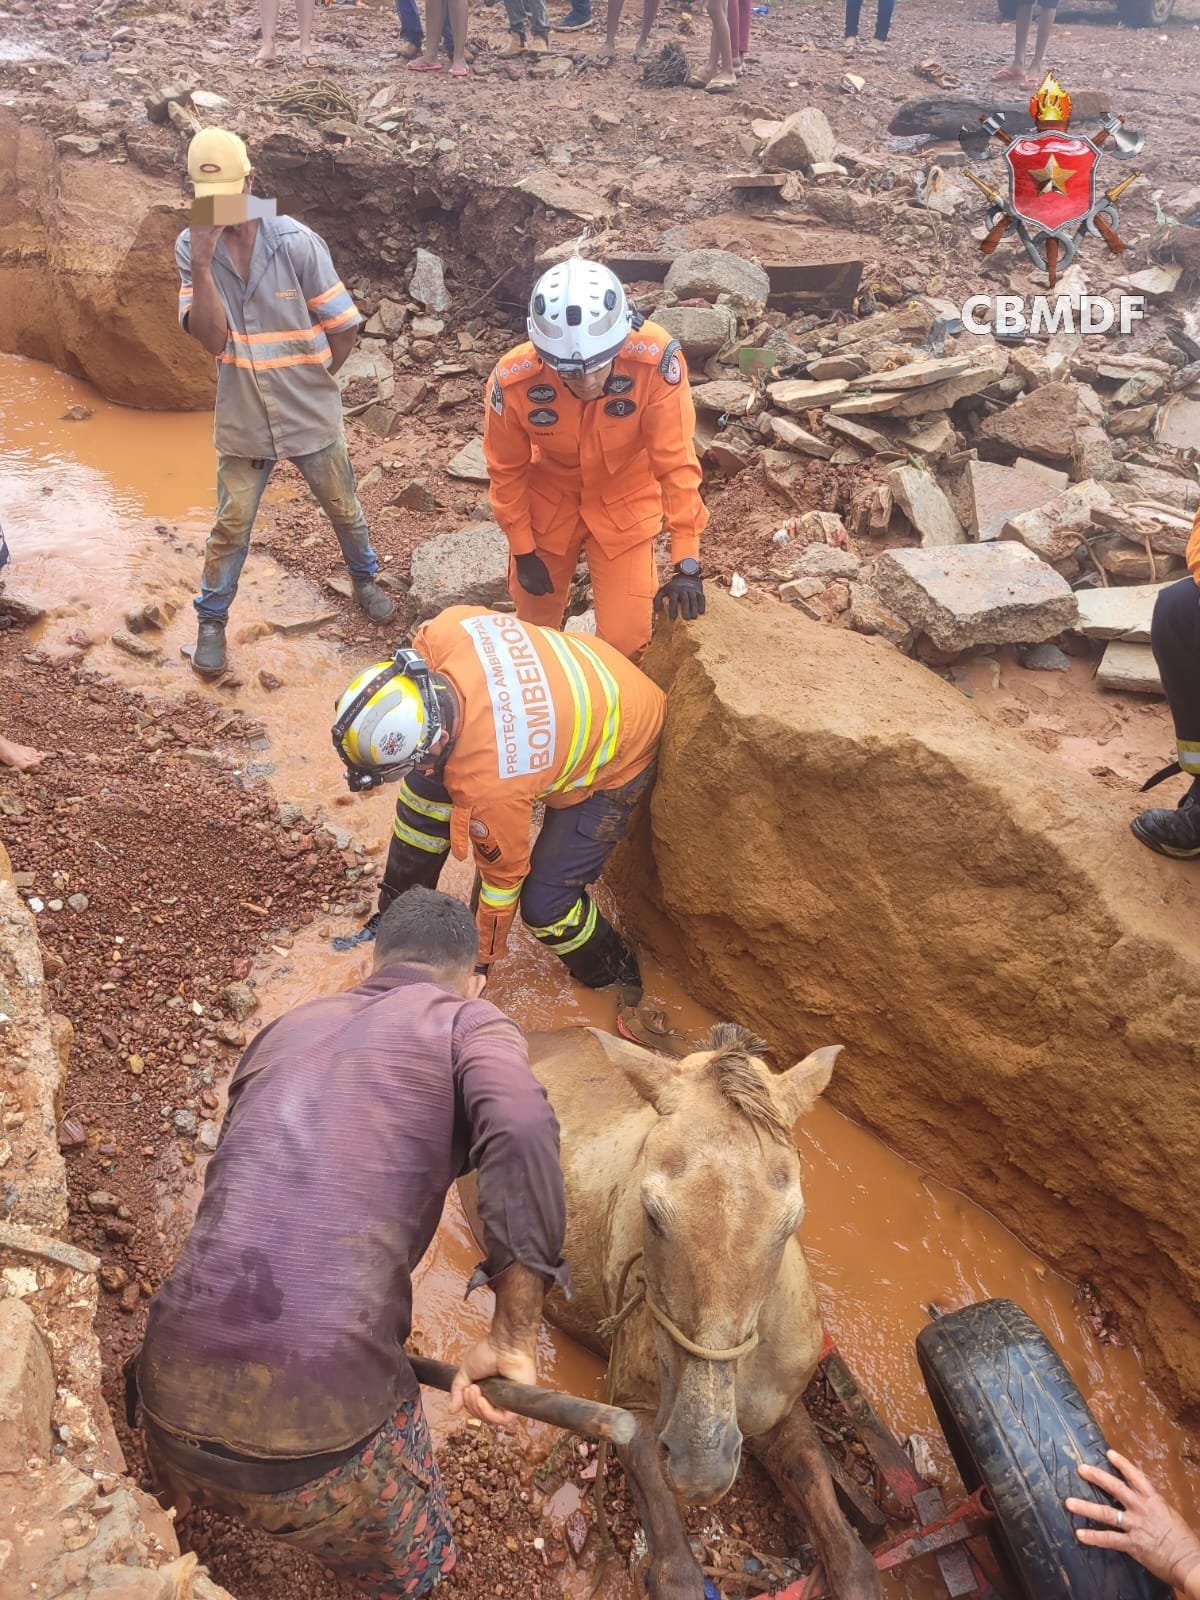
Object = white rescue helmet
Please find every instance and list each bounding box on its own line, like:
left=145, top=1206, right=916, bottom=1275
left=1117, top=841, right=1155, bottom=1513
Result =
left=332, top=648, right=448, bottom=791
left=527, top=258, right=633, bottom=377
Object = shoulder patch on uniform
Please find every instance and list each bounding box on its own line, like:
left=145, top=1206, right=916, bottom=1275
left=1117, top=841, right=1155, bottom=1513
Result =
left=490, top=376, right=504, bottom=416
left=528, top=407, right=558, bottom=427
left=659, top=339, right=683, bottom=387
left=604, top=397, right=638, bottom=418
left=528, top=383, right=557, bottom=403
left=496, top=352, right=540, bottom=388
left=604, top=373, right=634, bottom=396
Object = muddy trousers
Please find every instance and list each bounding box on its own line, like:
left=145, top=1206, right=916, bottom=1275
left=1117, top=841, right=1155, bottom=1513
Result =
left=503, top=0, right=550, bottom=34
left=378, top=767, right=654, bottom=986
left=1150, top=577, right=1200, bottom=781
left=509, top=525, right=659, bottom=662
left=845, top=0, right=894, bottom=36
left=195, top=435, right=379, bottom=623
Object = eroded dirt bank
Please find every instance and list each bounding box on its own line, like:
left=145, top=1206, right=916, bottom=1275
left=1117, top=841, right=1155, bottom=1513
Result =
left=610, top=589, right=1200, bottom=1419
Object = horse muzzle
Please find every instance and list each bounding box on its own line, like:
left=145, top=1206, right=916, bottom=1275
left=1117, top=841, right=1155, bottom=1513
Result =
left=659, top=1417, right=743, bottom=1505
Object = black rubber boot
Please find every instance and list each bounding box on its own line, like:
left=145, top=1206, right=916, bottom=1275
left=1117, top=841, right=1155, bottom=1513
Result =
left=1131, top=783, right=1200, bottom=859
left=558, top=919, right=642, bottom=993
left=353, top=579, right=396, bottom=622
left=192, top=619, right=227, bottom=676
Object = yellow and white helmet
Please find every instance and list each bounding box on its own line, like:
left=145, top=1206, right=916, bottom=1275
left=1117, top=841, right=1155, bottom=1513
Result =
left=332, top=648, right=447, bottom=791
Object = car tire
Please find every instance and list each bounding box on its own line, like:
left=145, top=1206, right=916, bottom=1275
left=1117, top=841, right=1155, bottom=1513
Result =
left=916, top=1299, right=1172, bottom=1600
left=1116, top=0, right=1174, bottom=24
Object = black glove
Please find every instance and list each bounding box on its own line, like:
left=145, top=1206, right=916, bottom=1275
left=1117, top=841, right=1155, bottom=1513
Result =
left=515, top=553, right=555, bottom=596
left=653, top=569, right=705, bottom=622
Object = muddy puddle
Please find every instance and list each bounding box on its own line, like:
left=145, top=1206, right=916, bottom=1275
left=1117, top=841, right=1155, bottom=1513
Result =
left=5, top=353, right=1200, bottom=1596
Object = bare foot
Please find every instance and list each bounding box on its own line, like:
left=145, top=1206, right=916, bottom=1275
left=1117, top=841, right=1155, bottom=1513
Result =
left=633, top=34, right=652, bottom=58
left=992, top=63, right=1022, bottom=81
left=0, top=736, right=45, bottom=773
left=596, top=38, right=617, bottom=58
left=254, top=46, right=276, bottom=65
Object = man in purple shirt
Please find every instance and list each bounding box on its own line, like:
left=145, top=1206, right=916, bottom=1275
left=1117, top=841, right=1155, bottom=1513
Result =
left=135, top=888, right=567, bottom=1597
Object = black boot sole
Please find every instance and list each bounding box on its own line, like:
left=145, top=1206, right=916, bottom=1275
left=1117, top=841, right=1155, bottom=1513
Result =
left=1129, top=816, right=1200, bottom=859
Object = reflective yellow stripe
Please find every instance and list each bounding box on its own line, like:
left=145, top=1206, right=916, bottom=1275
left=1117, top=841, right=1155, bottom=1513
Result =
left=565, top=638, right=622, bottom=790
left=540, top=630, right=592, bottom=792
left=527, top=896, right=597, bottom=955
left=392, top=817, right=447, bottom=854
left=398, top=780, right=451, bottom=822
left=1179, top=740, right=1200, bottom=775
left=479, top=879, right=521, bottom=909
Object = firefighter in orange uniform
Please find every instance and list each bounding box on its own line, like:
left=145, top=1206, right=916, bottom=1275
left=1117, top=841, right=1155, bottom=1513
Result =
left=483, top=259, right=708, bottom=662
left=331, top=606, right=664, bottom=990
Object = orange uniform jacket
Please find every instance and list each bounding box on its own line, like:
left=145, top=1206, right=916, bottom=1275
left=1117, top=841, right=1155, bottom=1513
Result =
left=1188, top=505, right=1200, bottom=583
left=483, top=320, right=709, bottom=564
left=412, top=607, right=665, bottom=962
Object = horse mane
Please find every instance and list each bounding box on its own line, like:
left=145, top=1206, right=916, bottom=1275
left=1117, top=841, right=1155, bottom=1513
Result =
left=702, top=1023, right=790, bottom=1146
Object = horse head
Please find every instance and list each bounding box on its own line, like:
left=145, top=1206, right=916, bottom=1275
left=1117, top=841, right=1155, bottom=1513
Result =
left=616, top=1023, right=839, bottom=1505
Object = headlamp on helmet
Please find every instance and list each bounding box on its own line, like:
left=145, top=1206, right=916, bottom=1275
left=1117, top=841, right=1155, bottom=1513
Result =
left=331, top=648, right=447, bottom=792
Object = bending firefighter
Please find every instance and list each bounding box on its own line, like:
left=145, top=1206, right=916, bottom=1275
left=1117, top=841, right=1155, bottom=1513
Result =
left=1131, top=508, right=1200, bottom=858
left=333, top=606, right=663, bottom=988
left=484, top=259, right=709, bottom=661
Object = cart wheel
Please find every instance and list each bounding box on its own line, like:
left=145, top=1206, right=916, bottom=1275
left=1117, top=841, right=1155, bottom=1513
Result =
left=916, top=1299, right=1171, bottom=1600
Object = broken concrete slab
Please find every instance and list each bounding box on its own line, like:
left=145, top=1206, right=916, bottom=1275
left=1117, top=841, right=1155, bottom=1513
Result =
left=1000, top=480, right=1114, bottom=562
left=859, top=356, right=972, bottom=392
left=977, top=382, right=1083, bottom=467
left=0, top=1300, right=54, bottom=1471
left=0, top=590, right=46, bottom=627
left=1114, top=264, right=1182, bottom=299
left=761, top=107, right=837, bottom=172
left=1074, top=582, right=1171, bottom=644
left=447, top=438, right=490, bottom=482
left=655, top=303, right=737, bottom=362
left=846, top=582, right=915, bottom=646
left=517, top=170, right=612, bottom=222
left=692, top=380, right=757, bottom=416
left=408, top=523, right=511, bottom=619
left=791, top=543, right=860, bottom=580
left=822, top=413, right=896, bottom=454
left=873, top=542, right=1077, bottom=650
left=806, top=353, right=868, bottom=382
left=884, top=361, right=1006, bottom=418
left=827, top=390, right=903, bottom=416
left=663, top=249, right=771, bottom=317
left=768, top=416, right=835, bottom=458
left=889, top=463, right=964, bottom=548
left=964, top=460, right=1062, bottom=542
left=1097, top=641, right=1164, bottom=696
left=267, top=611, right=340, bottom=637
left=767, top=377, right=850, bottom=412
left=893, top=416, right=957, bottom=459
left=1157, top=396, right=1200, bottom=451
left=409, top=248, right=451, bottom=313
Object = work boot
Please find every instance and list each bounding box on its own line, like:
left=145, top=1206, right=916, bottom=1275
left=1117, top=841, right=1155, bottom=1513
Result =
left=191, top=619, right=227, bottom=677
left=1131, top=783, right=1200, bottom=859
left=528, top=31, right=549, bottom=50
left=353, top=579, right=396, bottom=622
left=500, top=29, right=525, bottom=53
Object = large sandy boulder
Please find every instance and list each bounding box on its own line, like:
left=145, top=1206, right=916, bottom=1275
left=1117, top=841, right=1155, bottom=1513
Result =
left=0, top=116, right=214, bottom=408
left=610, top=591, right=1200, bottom=1417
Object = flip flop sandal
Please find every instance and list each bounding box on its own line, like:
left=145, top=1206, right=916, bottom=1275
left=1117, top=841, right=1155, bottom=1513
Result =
left=406, top=55, right=444, bottom=68
left=449, top=61, right=470, bottom=75
left=685, top=70, right=710, bottom=86
left=705, top=73, right=736, bottom=91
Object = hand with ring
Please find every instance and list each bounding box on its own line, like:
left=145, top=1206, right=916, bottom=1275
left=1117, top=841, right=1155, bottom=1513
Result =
left=1064, top=1449, right=1200, bottom=1593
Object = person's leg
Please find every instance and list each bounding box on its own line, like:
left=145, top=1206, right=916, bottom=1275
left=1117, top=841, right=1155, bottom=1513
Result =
left=296, top=0, right=316, bottom=59
left=527, top=0, right=550, bottom=43
left=995, top=0, right=1032, bottom=79
left=700, top=0, right=734, bottom=86
left=256, top=0, right=281, bottom=62
left=586, top=537, right=656, bottom=662
left=290, top=437, right=394, bottom=620
left=520, top=765, right=655, bottom=988
left=734, top=0, right=750, bottom=60
left=194, top=456, right=274, bottom=625
left=396, top=0, right=424, bottom=47
left=597, top=0, right=625, bottom=57
left=413, top=0, right=446, bottom=62
left=501, top=0, right=527, bottom=50
left=844, top=0, right=862, bottom=40
left=445, top=0, right=468, bottom=68
left=1029, top=0, right=1056, bottom=77
left=873, top=0, right=894, bottom=40
left=380, top=773, right=454, bottom=910
left=1131, top=579, right=1200, bottom=857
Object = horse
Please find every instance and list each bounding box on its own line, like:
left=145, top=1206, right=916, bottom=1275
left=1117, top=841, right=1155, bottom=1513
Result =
left=519, top=1021, right=881, bottom=1600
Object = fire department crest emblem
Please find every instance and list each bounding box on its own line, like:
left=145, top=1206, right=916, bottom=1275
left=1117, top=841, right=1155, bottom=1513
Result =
left=959, top=73, right=1144, bottom=286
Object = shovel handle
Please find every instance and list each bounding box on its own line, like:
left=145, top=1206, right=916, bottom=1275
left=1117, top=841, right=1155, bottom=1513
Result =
left=407, top=1353, right=637, bottom=1446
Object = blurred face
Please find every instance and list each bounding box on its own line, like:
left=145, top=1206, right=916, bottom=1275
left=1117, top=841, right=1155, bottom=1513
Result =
left=561, top=361, right=614, bottom=402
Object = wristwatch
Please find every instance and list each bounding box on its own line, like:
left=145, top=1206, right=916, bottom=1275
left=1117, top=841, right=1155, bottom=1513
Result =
left=676, top=558, right=702, bottom=578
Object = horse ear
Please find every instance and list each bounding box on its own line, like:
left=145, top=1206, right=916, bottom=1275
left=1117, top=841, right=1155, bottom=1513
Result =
left=771, top=1045, right=841, bottom=1127
left=619, top=1051, right=682, bottom=1114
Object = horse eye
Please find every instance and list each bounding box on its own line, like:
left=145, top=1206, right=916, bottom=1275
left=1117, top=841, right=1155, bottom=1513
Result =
left=644, top=1207, right=665, bottom=1238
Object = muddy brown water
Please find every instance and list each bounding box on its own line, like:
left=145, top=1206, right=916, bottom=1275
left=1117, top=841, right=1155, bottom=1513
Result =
left=4, top=351, right=1199, bottom=1596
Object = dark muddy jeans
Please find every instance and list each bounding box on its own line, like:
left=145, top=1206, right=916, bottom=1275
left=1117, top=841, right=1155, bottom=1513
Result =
left=195, top=434, right=379, bottom=623
left=503, top=0, right=550, bottom=34
left=1151, top=577, right=1200, bottom=780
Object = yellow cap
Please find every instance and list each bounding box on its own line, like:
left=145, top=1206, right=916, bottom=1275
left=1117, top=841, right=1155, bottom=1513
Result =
left=187, top=127, right=251, bottom=198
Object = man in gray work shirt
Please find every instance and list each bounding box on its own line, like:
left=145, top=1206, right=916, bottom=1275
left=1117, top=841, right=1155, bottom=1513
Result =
left=177, top=127, right=394, bottom=676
